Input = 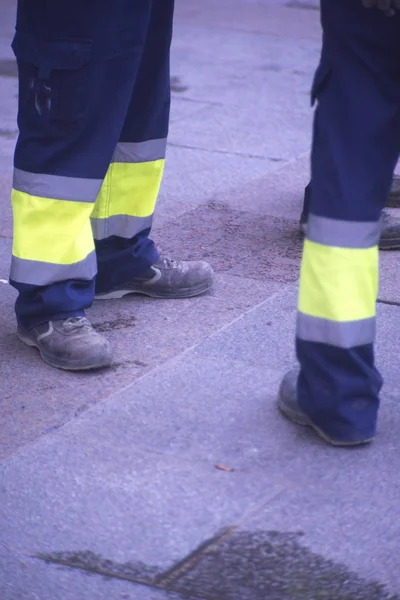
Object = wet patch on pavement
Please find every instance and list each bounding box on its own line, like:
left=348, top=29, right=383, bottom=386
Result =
left=156, top=202, right=303, bottom=284
left=166, top=530, right=399, bottom=600
left=37, top=530, right=399, bottom=600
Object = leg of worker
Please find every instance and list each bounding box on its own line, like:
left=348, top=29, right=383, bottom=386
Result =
left=92, top=0, right=170, bottom=291
left=280, top=0, right=400, bottom=443
left=10, top=0, right=154, bottom=369
left=300, top=73, right=400, bottom=250
left=92, top=0, right=214, bottom=300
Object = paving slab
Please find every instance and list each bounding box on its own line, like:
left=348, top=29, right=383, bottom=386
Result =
left=174, top=0, right=322, bottom=43
left=168, top=17, right=318, bottom=170
left=129, top=290, right=400, bottom=498
left=169, top=96, right=214, bottom=125
left=0, top=256, right=281, bottom=460
left=169, top=103, right=312, bottom=163
left=194, top=281, right=400, bottom=386
left=194, top=285, right=298, bottom=369
left=170, top=27, right=318, bottom=110
left=159, top=143, right=275, bottom=208
left=22, top=353, right=287, bottom=471
left=0, top=401, right=285, bottom=592
left=209, top=153, right=310, bottom=219
left=0, top=444, right=282, bottom=569
left=164, top=0, right=320, bottom=212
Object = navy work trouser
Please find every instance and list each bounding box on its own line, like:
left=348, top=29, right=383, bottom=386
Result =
left=10, top=0, right=174, bottom=328
left=296, top=0, right=400, bottom=441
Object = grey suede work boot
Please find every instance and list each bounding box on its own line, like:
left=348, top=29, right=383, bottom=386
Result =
left=18, top=317, right=113, bottom=371
left=95, top=257, right=214, bottom=300
left=277, top=369, right=374, bottom=447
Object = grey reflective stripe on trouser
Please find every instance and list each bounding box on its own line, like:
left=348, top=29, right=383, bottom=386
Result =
left=91, top=214, right=154, bottom=240
left=112, top=139, right=167, bottom=163
left=307, top=214, right=381, bottom=249
left=10, top=251, right=97, bottom=286
left=13, top=169, right=103, bottom=203
left=296, top=312, right=376, bottom=348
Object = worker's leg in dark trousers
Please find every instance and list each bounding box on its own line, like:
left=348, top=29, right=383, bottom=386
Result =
left=92, top=4, right=213, bottom=301
left=280, top=0, right=400, bottom=444
left=9, top=0, right=175, bottom=369
left=11, top=0, right=165, bottom=328
left=92, top=1, right=171, bottom=294
left=300, top=69, right=400, bottom=250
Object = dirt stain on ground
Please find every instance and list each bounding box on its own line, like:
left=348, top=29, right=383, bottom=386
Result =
left=92, top=315, right=137, bottom=333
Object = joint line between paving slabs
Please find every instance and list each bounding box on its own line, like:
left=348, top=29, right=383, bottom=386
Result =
left=377, top=298, right=400, bottom=308
left=154, top=525, right=237, bottom=589
left=167, top=141, right=278, bottom=161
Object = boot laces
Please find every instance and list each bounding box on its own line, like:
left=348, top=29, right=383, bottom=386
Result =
left=156, top=257, right=178, bottom=269
left=62, top=316, right=91, bottom=332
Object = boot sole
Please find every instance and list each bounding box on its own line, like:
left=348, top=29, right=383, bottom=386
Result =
left=277, top=395, right=373, bottom=447
left=18, top=332, right=113, bottom=371
left=94, top=281, right=213, bottom=300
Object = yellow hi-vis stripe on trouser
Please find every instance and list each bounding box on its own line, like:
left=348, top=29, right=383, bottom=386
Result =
left=90, top=139, right=167, bottom=240
left=11, top=188, right=98, bottom=286
left=297, top=215, right=379, bottom=348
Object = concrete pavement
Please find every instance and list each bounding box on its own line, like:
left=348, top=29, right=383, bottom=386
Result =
left=1, top=1, right=400, bottom=598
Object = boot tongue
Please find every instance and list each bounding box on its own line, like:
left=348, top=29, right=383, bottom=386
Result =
left=65, top=316, right=86, bottom=326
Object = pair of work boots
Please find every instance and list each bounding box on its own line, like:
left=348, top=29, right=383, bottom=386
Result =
left=18, top=257, right=214, bottom=371
left=300, top=175, right=400, bottom=249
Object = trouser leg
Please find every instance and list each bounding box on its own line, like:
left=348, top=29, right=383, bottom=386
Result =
left=296, top=0, right=400, bottom=441
left=93, top=0, right=174, bottom=293
left=10, top=0, right=155, bottom=328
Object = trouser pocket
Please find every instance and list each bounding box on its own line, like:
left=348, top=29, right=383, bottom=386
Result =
left=12, top=30, right=92, bottom=123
